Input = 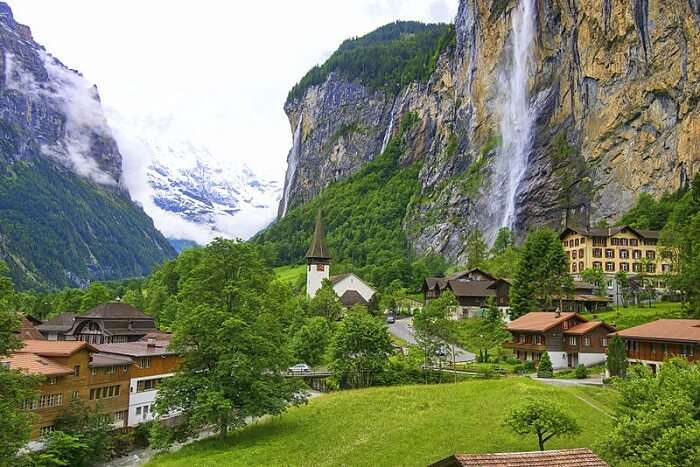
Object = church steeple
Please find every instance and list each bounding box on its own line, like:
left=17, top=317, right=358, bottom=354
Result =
left=306, top=211, right=331, bottom=298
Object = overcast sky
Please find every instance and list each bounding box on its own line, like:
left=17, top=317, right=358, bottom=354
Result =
left=9, top=0, right=457, bottom=183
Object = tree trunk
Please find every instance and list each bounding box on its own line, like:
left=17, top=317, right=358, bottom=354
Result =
left=537, top=432, right=545, bottom=451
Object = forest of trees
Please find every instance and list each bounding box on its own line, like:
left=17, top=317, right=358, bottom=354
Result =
left=287, top=21, right=454, bottom=102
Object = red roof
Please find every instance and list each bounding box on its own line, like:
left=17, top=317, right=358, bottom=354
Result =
left=507, top=312, right=580, bottom=332
left=2, top=353, right=73, bottom=376
left=434, top=448, right=607, bottom=466
left=565, top=321, right=615, bottom=335
left=614, top=319, right=700, bottom=344
left=17, top=340, right=97, bottom=357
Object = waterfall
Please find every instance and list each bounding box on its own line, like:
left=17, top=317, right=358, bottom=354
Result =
left=281, top=116, right=303, bottom=217
left=495, top=0, right=536, bottom=229
left=380, top=111, right=395, bottom=154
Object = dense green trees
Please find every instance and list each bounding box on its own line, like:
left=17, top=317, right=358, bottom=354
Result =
left=291, top=317, right=332, bottom=367
left=509, top=228, right=573, bottom=319
left=309, top=280, right=344, bottom=322
left=0, top=261, right=38, bottom=466
left=536, top=352, right=553, bottom=378
left=600, top=359, right=700, bottom=465
left=465, top=229, right=488, bottom=269
left=606, top=335, right=628, bottom=378
left=152, top=239, right=304, bottom=442
left=580, top=268, right=606, bottom=296
left=330, top=307, right=393, bottom=388
left=288, top=22, right=453, bottom=102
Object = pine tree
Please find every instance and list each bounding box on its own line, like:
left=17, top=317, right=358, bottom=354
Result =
left=537, top=352, right=553, bottom=378
left=607, top=335, right=628, bottom=377
left=466, top=229, right=488, bottom=268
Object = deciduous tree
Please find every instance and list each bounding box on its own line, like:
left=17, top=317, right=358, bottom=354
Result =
left=504, top=399, right=581, bottom=451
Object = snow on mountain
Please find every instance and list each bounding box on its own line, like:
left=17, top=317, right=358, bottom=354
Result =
left=108, top=113, right=281, bottom=244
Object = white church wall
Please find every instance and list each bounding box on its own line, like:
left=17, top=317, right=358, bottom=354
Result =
left=307, top=263, right=330, bottom=298
left=333, top=274, right=375, bottom=302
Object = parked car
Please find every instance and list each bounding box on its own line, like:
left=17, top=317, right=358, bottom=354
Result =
left=386, top=315, right=396, bottom=324
left=436, top=344, right=448, bottom=357
left=288, top=363, right=311, bottom=373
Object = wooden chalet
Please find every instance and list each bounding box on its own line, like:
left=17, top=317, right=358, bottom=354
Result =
left=423, top=269, right=510, bottom=317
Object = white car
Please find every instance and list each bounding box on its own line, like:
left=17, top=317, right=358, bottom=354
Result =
left=288, top=363, right=311, bottom=373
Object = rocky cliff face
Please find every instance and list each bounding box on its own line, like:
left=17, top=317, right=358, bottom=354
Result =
left=0, top=3, right=175, bottom=289
left=279, top=0, right=700, bottom=264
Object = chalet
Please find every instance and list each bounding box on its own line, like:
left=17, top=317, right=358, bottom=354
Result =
left=37, top=304, right=159, bottom=344
left=612, top=319, right=700, bottom=374
left=431, top=448, right=608, bottom=467
left=305, top=213, right=376, bottom=306
left=555, top=281, right=610, bottom=313
left=17, top=315, right=46, bottom=340
left=560, top=225, right=672, bottom=304
left=423, top=269, right=510, bottom=318
left=96, top=335, right=179, bottom=426
left=504, top=312, right=615, bottom=369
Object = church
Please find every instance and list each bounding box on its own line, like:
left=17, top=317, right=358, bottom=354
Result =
left=305, top=213, right=376, bottom=308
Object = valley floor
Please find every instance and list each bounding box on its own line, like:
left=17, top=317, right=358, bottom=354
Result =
left=146, top=378, right=617, bottom=467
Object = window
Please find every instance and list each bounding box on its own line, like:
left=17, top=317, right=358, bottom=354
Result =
left=647, top=263, right=656, bottom=273
left=580, top=237, right=586, bottom=244
left=620, top=262, right=630, bottom=272
left=136, top=406, right=142, bottom=415
left=583, top=337, right=591, bottom=346
left=572, top=262, right=577, bottom=273
left=633, top=250, right=642, bottom=259
left=73, top=364, right=80, bottom=377
left=71, top=391, right=79, bottom=401
left=632, top=263, right=642, bottom=273
left=607, top=280, right=614, bottom=289
left=662, top=264, right=672, bottom=273
left=22, top=399, right=38, bottom=410
left=605, top=262, right=615, bottom=272
left=564, top=240, right=569, bottom=247
left=592, top=248, right=602, bottom=258
left=91, top=368, right=97, bottom=376
left=578, top=249, right=584, bottom=258
left=681, top=345, right=694, bottom=356
left=114, top=410, right=128, bottom=425
left=630, top=239, right=639, bottom=246
left=575, top=238, right=580, bottom=247
left=107, top=366, right=116, bottom=375
left=593, top=261, right=602, bottom=270
left=568, top=336, right=578, bottom=345
left=605, top=249, right=615, bottom=258
left=566, top=250, right=571, bottom=258
left=90, top=385, right=121, bottom=400
left=593, top=237, right=607, bottom=247
left=646, top=250, right=656, bottom=260
left=137, top=378, right=163, bottom=392
left=40, top=425, right=55, bottom=437
left=518, top=334, right=525, bottom=344
left=572, top=250, right=577, bottom=260
left=619, top=249, right=629, bottom=259
left=138, top=358, right=151, bottom=369
left=601, top=337, right=608, bottom=347
left=47, top=376, right=58, bottom=385
left=38, top=393, right=63, bottom=409
left=579, top=262, right=584, bottom=272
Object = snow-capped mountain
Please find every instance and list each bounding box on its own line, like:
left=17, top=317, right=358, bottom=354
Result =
left=107, top=113, right=282, bottom=244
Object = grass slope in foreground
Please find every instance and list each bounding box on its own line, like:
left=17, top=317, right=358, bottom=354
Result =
left=148, top=379, right=616, bottom=467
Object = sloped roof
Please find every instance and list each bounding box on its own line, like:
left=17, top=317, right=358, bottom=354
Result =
left=17, top=316, right=45, bottom=340
left=339, top=290, right=369, bottom=307
left=2, top=353, right=73, bottom=376
left=330, top=273, right=352, bottom=286
left=507, top=312, right=580, bottom=332
left=447, top=280, right=496, bottom=298
left=565, top=321, right=615, bottom=335
left=449, top=268, right=498, bottom=282
left=424, top=277, right=448, bottom=290
left=614, top=319, right=700, bottom=344
left=95, top=341, right=176, bottom=357
left=561, top=225, right=660, bottom=240
left=434, top=448, right=607, bottom=467
left=90, top=353, right=134, bottom=368
left=139, top=332, right=173, bottom=342
left=306, top=212, right=331, bottom=260
left=36, top=312, right=76, bottom=332
left=16, top=340, right=97, bottom=357
left=82, top=303, right=152, bottom=320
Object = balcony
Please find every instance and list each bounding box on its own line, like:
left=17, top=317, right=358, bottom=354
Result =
left=503, top=342, right=546, bottom=352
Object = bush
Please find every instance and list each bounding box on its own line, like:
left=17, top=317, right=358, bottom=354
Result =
left=523, top=361, right=535, bottom=371
left=132, top=421, right=153, bottom=449
left=575, top=364, right=589, bottom=379
left=537, top=353, right=554, bottom=378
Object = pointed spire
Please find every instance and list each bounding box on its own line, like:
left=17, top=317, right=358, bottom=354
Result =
left=306, top=211, right=331, bottom=260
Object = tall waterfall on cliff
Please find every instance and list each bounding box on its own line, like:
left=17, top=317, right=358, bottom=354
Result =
left=495, top=0, right=536, bottom=229
left=281, top=117, right=303, bottom=217
left=381, top=111, right=395, bottom=154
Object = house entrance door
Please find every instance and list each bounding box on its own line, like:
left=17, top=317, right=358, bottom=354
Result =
left=567, top=353, right=578, bottom=368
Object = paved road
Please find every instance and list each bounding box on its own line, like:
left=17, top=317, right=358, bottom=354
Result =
left=533, top=376, right=604, bottom=387
left=387, top=318, right=476, bottom=363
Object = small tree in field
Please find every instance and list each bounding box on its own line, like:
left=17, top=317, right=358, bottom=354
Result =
left=537, top=352, right=553, bottom=378
left=607, top=335, right=628, bottom=378
left=504, top=399, right=581, bottom=451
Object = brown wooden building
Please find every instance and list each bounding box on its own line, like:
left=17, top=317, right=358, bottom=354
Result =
left=504, top=312, right=615, bottom=369
left=423, top=269, right=510, bottom=317
left=613, top=319, right=700, bottom=373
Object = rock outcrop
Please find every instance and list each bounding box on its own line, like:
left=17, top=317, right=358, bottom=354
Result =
left=280, top=0, right=700, bottom=264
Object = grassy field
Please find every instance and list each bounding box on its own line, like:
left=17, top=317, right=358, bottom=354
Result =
left=274, top=264, right=306, bottom=285
left=590, top=301, right=684, bottom=330
left=147, top=378, right=617, bottom=467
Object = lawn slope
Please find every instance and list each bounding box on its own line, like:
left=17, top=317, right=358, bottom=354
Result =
left=148, top=379, right=616, bottom=467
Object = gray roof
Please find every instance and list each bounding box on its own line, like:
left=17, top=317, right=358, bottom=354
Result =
left=82, top=303, right=152, bottom=320
left=447, top=280, right=497, bottom=298
left=339, top=290, right=369, bottom=307
left=89, top=353, right=133, bottom=368
left=306, top=212, right=331, bottom=260
left=36, top=313, right=76, bottom=332
left=562, top=225, right=660, bottom=240
left=95, top=341, right=176, bottom=357
left=330, top=273, right=351, bottom=286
